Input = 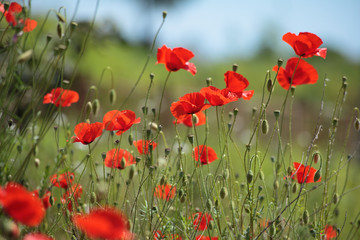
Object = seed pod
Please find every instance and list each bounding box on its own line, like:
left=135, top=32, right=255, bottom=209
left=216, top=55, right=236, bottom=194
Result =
left=233, top=108, right=239, bottom=117
left=261, top=119, right=269, bottom=135
left=109, top=89, right=116, bottom=105
left=206, top=77, right=212, bottom=86
left=303, top=210, right=309, bottom=224
left=246, top=170, right=253, bottom=183
left=220, top=187, right=228, bottom=199
left=92, top=99, right=100, bottom=116
left=332, top=118, right=338, bottom=127
left=70, top=21, right=78, bottom=32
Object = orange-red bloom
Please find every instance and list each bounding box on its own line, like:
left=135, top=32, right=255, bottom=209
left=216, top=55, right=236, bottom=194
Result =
left=0, top=182, right=45, bottom=227
left=43, top=88, right=79, bottom=107
left=0, top=2, right=38, bottom=32
left=72, top=122, right=103, bottom=145
left=22, top=18, right=38, bottom=32
left=73, top=207, right=133, bottom=240
left=291, top=162, right=321, bottom=184
left=103, top=110, right=141, bottom=136
left=273, top=57, right=318, bottom=90
left=224, top=71, right=254, bottom=100
left=154, top=184, right=176, bottom=201
left=61, top=184, right=83, bottom=212
left=156, top=45, right=196, bottom=75
left=170, top=92, right=211, bottom=120
left=282, top=32, right=327, bottom=59
left=32, top=190, right=54, bottom=209
left=195, top=236, right=218, bottom=240
left=104, top=148, right=136, bottom=169
left=193, top=145, right=218, bottom=165
left=192, top=212, right=213, bottom=231
left=200, top=86, right=239, bottom=106
left=50, top=172, right=75, bottom=188
left=324, top=225, right=337, bottom=239
left=173, top=111, right=206, bottom=127
left=23, top=233, right=54, bottom=240
left=133, top=140, right=157, bottom=155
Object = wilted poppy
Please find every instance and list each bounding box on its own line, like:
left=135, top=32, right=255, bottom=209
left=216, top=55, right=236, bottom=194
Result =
left=200, top=86, right=239, bottom=106
left=154, top=184, right=176, bottom=201
left=72, top=122, right=103, bottom=145
left=72, top=207, right=133, bottom=240
left=224, top=71, right=254, bottom=100
left=104, top=148, right=135, bottom=169
left=193, top=145, right=218, bottom=165
left=0, top=182, right=45, bottom=227
left=43, top=88, right=79, bottom=107
left=324, top=225, right=337, bottom=239
left=133, top=140, right=157, bottom=155
left=282, top=32, right=327, bottom=59
left=170, top=92, right=211, bottom=119
left=291, top=162, right=321, bottom=184
left=61, top=184, right=83, bottom=212
left=32, top=190, right=54, bottom=209
left=23, top=233, right=54, bottom=240
left=103, top=110, right=141, bottom=136
left=192, top=212, right=213, bottom=231
left=273, top=57, right=318, bottom=90
left=50, top=172, right=75, bottom=188
left=156, top=45, right=196, bottom=75
left=173, top=111, right=206, bottom=127
left=195, top=236, right=218, bottom=240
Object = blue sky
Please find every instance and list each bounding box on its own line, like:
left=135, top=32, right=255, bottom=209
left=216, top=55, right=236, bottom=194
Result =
left=32, top=0, right=360, bottom=62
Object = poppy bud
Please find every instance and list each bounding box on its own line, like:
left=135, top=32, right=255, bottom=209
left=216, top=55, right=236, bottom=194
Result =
left=149, top=122, right=158, bottom=131
left=314, top=169, right=321, bottom=182
left=258, top=186, right=263, bottom=192
left=277, top=58, right=283, bottom=67
left=120, top=157, right=126, bottom=169
left=187, top=134, right=194, bottom=145
left=180, top=195, right=186, bottom=203
left=135, top=156, right=141, bottom=163
left=342, top=76, right=347, bottom=84
left=273, top=180, right=279, bottom=190
left=214, top=199, right=219, bottom=208
left=151, top=108, right=156, bottom=116
left=17, top=49, right=33, bottom=63
left=209, top=220, right=215, bottom=230
left=303, top=210, right=309, bottom=224
left=162, top=11, right=167, bottom=19
left=312, top=151, right=321, bottom=164
left=70, top=21, right=78, bottom=32
left=292, top=183, right=297, bottom=193
left=34, top=158, right=40, bottom=167
left=129, top=165, right=135, bottom=180
left=220, top=187, right=228, bottom=199
left=85, top=101, right=92, bottom=118
left=109, top=89, right=116, bottom=105
left=160, top=176, right=166, bottom=186
left=274, top=110, right=280, bottom=120
left=270, top=223, right=276, bottom=237
left=90, top=192, right=97, bottom=204
left=354, top=118, right=360, bottom=131
left=233, top=108, right=239, bottom=117
left=259, top=170, right=264, bottom=180
left=92, top=99, right=100, bottom=116
left=206, top=199, right=213, bottom=211
left=232, top=64, right=238, bottom=72
left=333, top=193, right=339, bottom=204
left=290, top=86, right=296, bottom=95
left=246, top=170, right=253, bottom=183
left=57, top=23, right=63, bottom=39
left=223, top=169, right=230, bottom=180
left=128, top=134, right=133, bottom=145
left=142, top=106, right=148, bottom=115
left=206, top=77, right=212, bottom=86
left=332, top=118, right=338, bottom=127
left=165, top=148, right=171, bottom=157
left=56, top=12, right=66, bottom=23
left=252, top=107, right=257, bottom=116
left=267, top=79, right=273, bottom=93
left=261, top=119, right=269, bottom=135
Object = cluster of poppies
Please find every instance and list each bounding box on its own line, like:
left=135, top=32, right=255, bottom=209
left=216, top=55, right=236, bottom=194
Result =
left=0, top=2, right=37, bottom=32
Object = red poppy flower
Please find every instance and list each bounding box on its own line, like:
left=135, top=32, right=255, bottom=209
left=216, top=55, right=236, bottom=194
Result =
left=173, top=111, right=206, bottom=127
left=156, top=45, right=196, bottom=75
left=61, top=184, right=83, bottom=212
left=224, top=71, right=254, bottom=100
left=192, top=212, right=213, bottom=231
left=273, top=57, right=318, bottom=90
left=22, top=18, right=38, bottom=32
left=133, top=140, right=157, bottom=155
left=324, top=225, right=337, bottom=239
left=170, top=92, right=211, bottom=119
left=32, top=190, right=54, bottom=209
left=193, top=145, right=218, bottom=165
left=154, top=184, right=176, bottom=201
left=50, top=172, right=75, bottom=188
left=2, top=2, right=22, bottom=26
left=282, top=32, right=327, bottom=59
left=0, top=182, right=45, bottom=227
left=104, top=148, right=136, bottom=169
left=23, top=233, right=54, bottom=240
left=290, top=162, right=321, bottom=184
left=153, top=230, right=164, bottom=240
left=43, top=88, right=79, bottom=107
left=200, top=86, right=239, bottom=106
left=103, top=110, right=141, bottom=136
left=72, top=122, right=103, bottom=145
left=72, top=207, right=133, bottom=240
left=195, top=236, right=218, bottom=240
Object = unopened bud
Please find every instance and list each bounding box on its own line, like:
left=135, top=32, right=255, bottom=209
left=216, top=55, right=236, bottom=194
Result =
left=261, top=119, right=269, bottom=135
left=206, top=77, right=212, bottom=86
left=267, top=79, right=273, bottom=92
left=70, top=21, right=78, bottom=32
left=290, top=86, right=296, bottom=95
left=232, top=64, right=238, bottom=72
left=34, top=158, right=40, bottom=167
left=109, top=89, right=116, bottom=105
left=274, top=110, right=280, bottom=120
left=129, top=165, right=135, bottom=180
left=206, top=199, right=213, bottom=211
left=223, top=169, right=230, bottom=180
left=277, top=58, right=283, bottom=67
left=292, top=183, right=297, bottom=193
left=233, top=108, right=239, bottom=117
left=92, top=99, right=100, bottom=116
left=270, top=223, right=276, bottom=237
left=312, top=152, right=321, bottom=164
left=259, top=170, right=264, bottom=180
left=57, top=23, right=63, bottom=39
left=247, top=170, right=253, bottom=183
left=160, top=176, right=166, bottom=186
left=303, top=210, right=309, bottom=224
left=128, top=134, right=133, bottom=145
left=120, top=157, right=126, bottom=169
left=332, top=118, right=338, bottom=127
left=273, top=180, right=279, bottom=190
left=17, top=49, right=33, bottom=63
left=220, top=187, right=228, bottom=199
left=314, top=169, right=321, bottom=182
left=162, top=11, right=167, bottom=19
left=187, top=134, right=194, bottom=145
left=354, top=118, right=360, bottom=131
left=165, top=148, right=171, bottom=157
left=85, top=101, right=92, bottom=117
left=333, top=193, right=339, bottom=204
left=90, top=192, right=97, bottom=204
left=56, top=12, right=66, bottom=23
